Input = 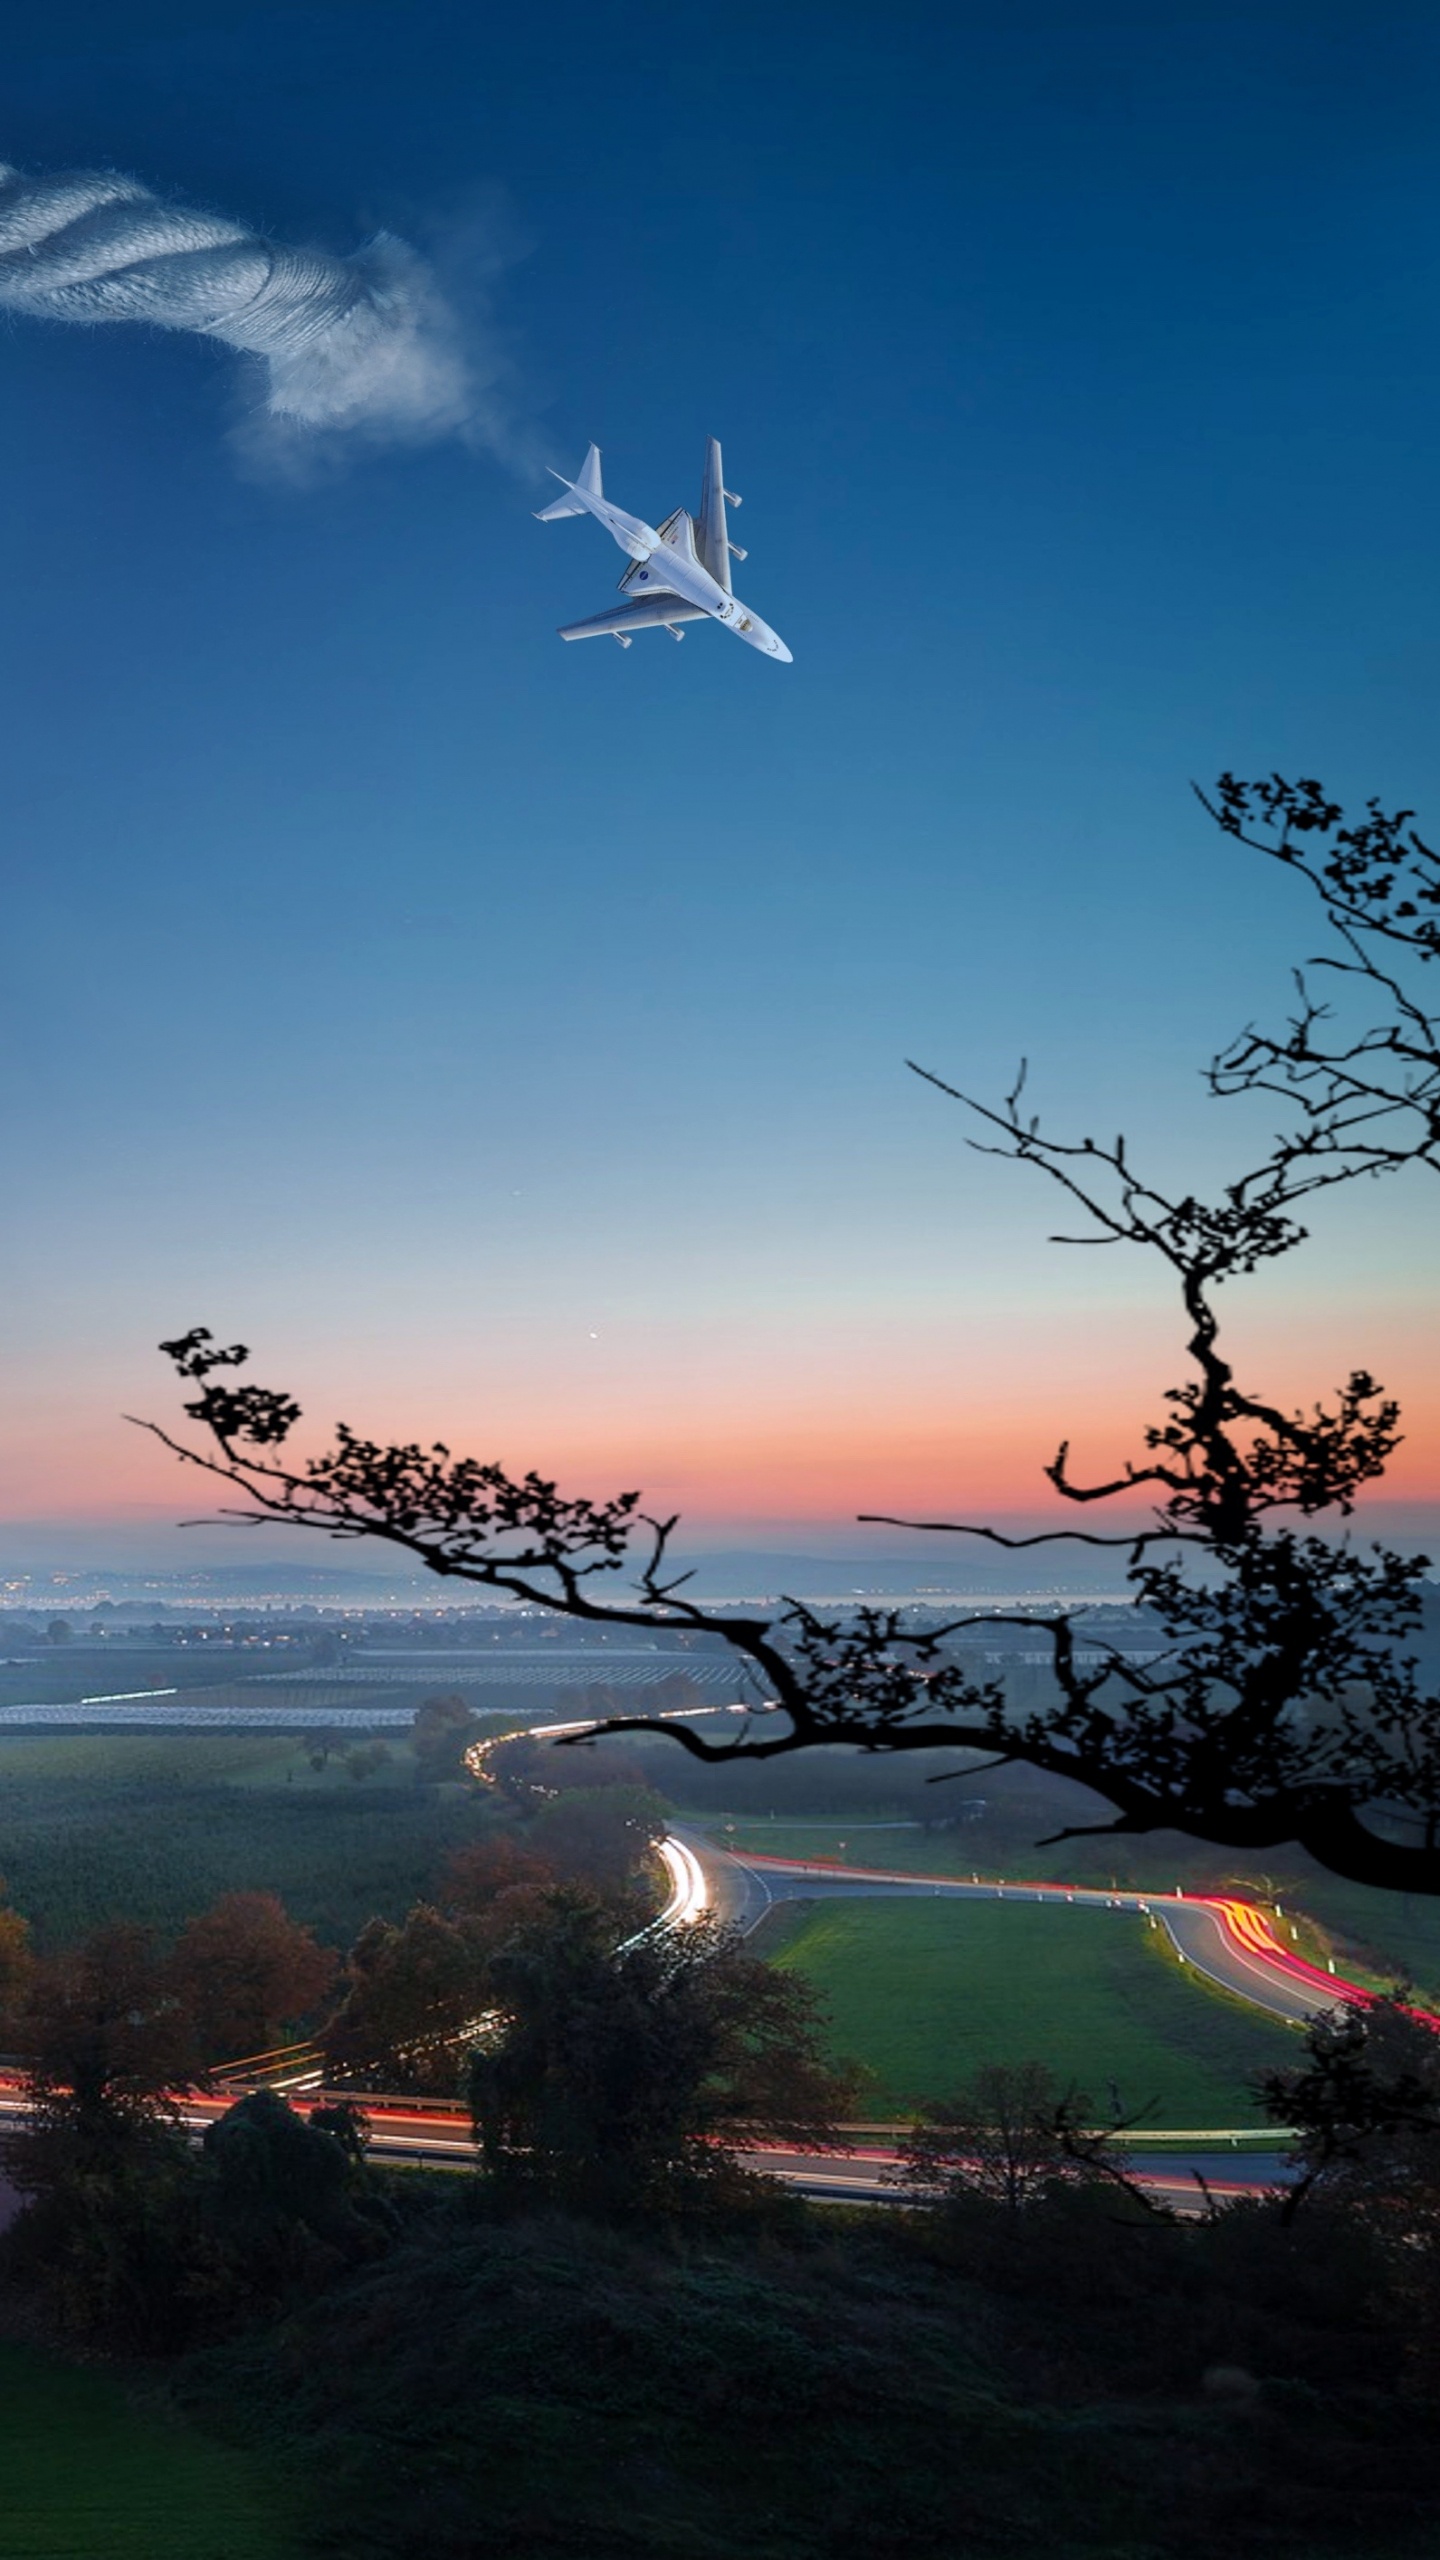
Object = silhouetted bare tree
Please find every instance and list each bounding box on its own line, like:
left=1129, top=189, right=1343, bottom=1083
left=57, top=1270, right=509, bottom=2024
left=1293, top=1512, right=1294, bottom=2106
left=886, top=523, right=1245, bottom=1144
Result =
left=896, top=2062, right=1149, bottom=2215
left=1201, top=775, right=1440, bottom=1180
left=138, top=778, right=1440, bottom=1893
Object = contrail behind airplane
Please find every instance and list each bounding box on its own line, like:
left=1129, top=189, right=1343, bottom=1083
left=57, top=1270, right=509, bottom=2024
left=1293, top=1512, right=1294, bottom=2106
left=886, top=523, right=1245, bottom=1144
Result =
left=0, top=160, right=469, bottom=442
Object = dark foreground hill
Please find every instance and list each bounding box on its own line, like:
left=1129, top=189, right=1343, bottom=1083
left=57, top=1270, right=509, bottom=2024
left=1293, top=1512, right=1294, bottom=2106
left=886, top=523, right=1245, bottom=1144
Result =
left=173, top=2193, right=1439, bottom=2560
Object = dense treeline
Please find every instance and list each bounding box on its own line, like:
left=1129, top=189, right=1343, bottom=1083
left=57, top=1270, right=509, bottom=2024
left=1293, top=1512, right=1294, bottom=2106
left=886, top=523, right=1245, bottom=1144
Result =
left=0, top=1701, right=676, bottom=2131
left=0, top=1871, right=853, bottom=2337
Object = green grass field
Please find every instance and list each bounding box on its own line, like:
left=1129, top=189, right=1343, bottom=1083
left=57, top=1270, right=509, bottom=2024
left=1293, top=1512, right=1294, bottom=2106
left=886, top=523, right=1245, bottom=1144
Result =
left=0, top=1732, right=380, bottom=1786
left=0, top=2345, right=306, bottom=2558
left=1282, top=1875, right=1440, bottom=2003
left=766, top=1896, right=1297, bottom=2123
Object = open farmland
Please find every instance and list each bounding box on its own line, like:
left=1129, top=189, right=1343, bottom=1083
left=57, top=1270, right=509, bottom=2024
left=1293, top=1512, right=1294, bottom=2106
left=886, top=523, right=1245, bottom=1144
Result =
left=765, top=1897, right=1298, bottom=2123
left=0, top=1637, right=745, bottom=1726
left=0, top=1730, right=499, bottom=1949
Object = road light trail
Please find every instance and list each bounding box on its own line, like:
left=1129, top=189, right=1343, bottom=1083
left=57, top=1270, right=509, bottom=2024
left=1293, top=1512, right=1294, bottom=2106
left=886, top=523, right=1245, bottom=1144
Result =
left=681, top=1833, right=1428, bottom=2029
left=0, top=2086, right=1291, bottom=2220
left=1, top=1704, right=1407, bottom=2208
left=647, top=1833, right=709, bottom=1931
left=469, top=1706, right=1415, bottom=2028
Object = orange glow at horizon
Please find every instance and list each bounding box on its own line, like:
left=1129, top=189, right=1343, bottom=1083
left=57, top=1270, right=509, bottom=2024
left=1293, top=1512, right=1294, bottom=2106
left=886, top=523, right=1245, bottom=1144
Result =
left=6, top=1289, right=1440, bottom=1538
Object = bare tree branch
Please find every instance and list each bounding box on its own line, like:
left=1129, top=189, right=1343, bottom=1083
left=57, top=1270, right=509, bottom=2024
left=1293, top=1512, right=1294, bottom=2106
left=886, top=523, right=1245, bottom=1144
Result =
left=1198, top=776, right=1440, bottom=1180
left=135, top=774, right=1440, bottom=1895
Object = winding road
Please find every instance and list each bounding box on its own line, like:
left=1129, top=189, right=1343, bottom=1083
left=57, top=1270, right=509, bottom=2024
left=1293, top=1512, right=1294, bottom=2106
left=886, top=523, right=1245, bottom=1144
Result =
left=473, top=1709, right=1379, bottom=2033
left=680, top=1825, right=1363, bottom=2027
left=0, top=1817, right=1317, bottom=2214
left=0, top=2078, right=1290, bottom=2216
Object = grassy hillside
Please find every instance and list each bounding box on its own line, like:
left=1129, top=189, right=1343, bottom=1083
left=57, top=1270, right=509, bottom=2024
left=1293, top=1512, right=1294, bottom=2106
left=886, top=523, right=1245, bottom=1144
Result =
left=766, top=1897, right=1297, bottom=2122
left=0, top=2345, right=306, bottom=2558
left=178, top=2209, right=1440, bottom=2560
left=1282, top=1874, right=1440, bottom=2005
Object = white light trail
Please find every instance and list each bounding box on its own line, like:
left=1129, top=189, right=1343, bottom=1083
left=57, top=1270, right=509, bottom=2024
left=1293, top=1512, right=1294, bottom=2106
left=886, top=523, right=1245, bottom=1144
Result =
left=651, top=1834, right=709, bottom=1931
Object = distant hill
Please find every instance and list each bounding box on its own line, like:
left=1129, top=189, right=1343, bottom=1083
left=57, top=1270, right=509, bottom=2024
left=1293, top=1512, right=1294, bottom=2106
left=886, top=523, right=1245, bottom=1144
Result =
left=4, top=1542, right=1434, bottom=1616
left=640, top=1550, right=1133, bottom=1603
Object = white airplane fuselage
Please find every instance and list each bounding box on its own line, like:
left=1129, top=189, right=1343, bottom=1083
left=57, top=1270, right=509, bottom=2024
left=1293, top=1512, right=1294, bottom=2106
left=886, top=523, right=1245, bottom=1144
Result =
left=549, top=470, right=791, bottom=662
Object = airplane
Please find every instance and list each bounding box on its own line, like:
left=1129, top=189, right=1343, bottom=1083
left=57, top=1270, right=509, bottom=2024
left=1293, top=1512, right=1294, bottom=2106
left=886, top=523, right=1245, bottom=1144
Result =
left=536, top=437, right=791, bottom=662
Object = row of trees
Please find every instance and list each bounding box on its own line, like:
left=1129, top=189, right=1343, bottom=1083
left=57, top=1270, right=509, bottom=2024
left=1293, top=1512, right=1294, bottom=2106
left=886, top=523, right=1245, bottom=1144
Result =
left=0, top=1873, right=857, bottom=2341
left=899, top=1996, right=1440, bottom=2236
left=0, top=1880, right=382, bottom=2343
left=142, top=775, right=1440, bottom=1892
left=0, top=1757, right=670, bottom=2095
left=907, top=1999, right=1440, bottom=2396
left=6, top=2067, right=392, bottom=2346
left=0, top=1883, right=334, bottom=2075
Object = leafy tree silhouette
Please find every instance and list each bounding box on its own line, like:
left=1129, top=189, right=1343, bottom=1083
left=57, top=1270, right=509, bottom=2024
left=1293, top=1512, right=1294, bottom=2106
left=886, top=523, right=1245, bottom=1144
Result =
left=467, top=1887, right=854, bottom=2213
left=138, top=779, right=1440, bottom=1893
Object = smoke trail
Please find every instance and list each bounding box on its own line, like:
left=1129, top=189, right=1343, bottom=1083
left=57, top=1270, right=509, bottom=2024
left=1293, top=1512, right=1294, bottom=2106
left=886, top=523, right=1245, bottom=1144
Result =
left=0, top=161, right=476, bottom=452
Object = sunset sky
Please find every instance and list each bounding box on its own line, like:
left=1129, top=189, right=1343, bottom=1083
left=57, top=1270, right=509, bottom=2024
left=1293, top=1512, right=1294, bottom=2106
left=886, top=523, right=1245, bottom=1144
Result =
left=4, top=0, right=1440, bottom=1566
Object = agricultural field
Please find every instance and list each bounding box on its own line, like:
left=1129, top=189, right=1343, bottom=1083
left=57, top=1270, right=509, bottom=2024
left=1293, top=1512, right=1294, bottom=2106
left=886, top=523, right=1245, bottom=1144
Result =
left=0, top=1641, right=253, bottom=1710
left=0, top=1732, right=376, bottom=1786
left=0, top=1643, right=537, bottom=1723
left=765, top=1897, right=1298, bottom=2123
left=0, top=2345, right=307, bottom=2558
left=0, top=1730, right=499, bottom=1950
left=0, top=1637, right=742, bottom=1722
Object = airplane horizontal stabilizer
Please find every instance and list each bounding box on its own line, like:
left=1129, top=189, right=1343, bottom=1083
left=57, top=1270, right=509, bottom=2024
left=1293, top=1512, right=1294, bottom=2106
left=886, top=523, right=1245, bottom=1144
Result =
left=559, top=594, right=706, bottom=642
left=535, top=443, right=604, bottom=521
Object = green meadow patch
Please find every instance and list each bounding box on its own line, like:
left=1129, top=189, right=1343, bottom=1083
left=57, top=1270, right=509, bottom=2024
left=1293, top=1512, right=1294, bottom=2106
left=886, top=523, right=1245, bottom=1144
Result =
left=766, top=1896, right=1296, bottom=2122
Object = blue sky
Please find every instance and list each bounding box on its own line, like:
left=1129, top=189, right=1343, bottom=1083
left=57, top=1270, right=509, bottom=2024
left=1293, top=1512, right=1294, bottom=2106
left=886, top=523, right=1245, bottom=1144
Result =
left=3, top=0, right=1439, bottom=1558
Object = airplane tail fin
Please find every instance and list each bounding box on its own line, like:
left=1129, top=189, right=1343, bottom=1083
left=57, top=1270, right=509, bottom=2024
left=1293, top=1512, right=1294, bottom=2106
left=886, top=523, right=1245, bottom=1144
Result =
left=535, top=443, right=603, bottom=520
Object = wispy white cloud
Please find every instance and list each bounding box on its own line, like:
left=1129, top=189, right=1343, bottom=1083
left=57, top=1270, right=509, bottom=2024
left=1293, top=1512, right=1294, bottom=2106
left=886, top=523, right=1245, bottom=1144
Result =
left=0, top=159, right=536, bottom=477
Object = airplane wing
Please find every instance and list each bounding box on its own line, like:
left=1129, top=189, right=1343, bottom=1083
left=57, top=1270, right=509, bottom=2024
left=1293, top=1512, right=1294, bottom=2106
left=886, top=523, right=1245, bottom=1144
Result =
left=561, top=509, right=709, bottom=640
left=696, top=438, right=732, bottom=592
left=558, top=593, right=706, bottom=644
